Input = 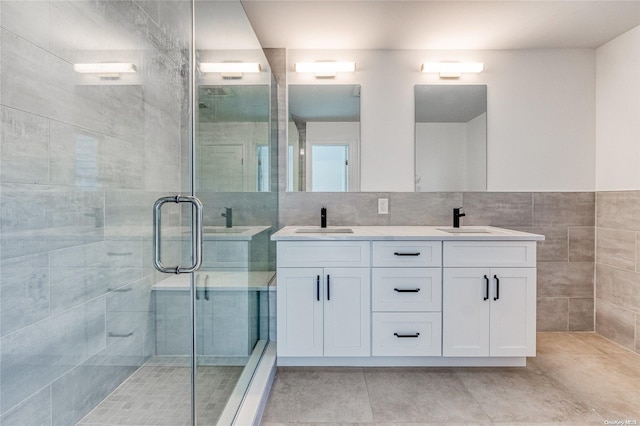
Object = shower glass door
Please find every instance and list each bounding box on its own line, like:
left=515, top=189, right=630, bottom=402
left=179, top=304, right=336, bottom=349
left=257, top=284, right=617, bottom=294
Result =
left=193, top=1, right=276, bottom=424
left=0, top=0, right=274, bottom=425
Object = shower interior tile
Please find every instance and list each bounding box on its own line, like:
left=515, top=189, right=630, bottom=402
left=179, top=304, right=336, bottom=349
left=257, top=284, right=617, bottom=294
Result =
left=0, top=386, right=51, bottom=426
left=0, top=107, right=50, bottom=184
left=0, top=297, right=106, bottom=414
left=0, top=253, right=50, bottom=337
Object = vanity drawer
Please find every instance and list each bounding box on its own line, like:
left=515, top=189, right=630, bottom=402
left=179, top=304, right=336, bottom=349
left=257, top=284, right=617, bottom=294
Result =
left=372, top=241, right=442, bottom=267
left=372, top=312, right=442, bottom=356
left=372, top=268, right=441, bottom=312
left=443, top=241, right=536, bottom=268
left=277, top=241, right=370, bottom=267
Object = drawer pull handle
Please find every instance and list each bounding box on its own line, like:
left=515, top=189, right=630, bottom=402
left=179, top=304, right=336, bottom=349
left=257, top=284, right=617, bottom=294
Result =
left=483, top=275, right=489, bottom=301
left=394, top=332, right=420, bottom=338
left=494, top=275, right=500, bottom=301
left=394, top=288, right=421, bottom=293
left=393, top=252, right=421, bottom=256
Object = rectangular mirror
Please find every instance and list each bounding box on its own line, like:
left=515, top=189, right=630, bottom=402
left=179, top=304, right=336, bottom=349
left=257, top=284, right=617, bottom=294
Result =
left=288, top=85, right=361, bottom=191
left=197, top=84, right=271, bottom=192
left=415, top=85, right=487, bottom=192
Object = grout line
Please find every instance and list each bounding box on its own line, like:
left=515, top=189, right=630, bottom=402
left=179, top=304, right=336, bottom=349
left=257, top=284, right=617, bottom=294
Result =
left=361, top=367, right=375, bottom=423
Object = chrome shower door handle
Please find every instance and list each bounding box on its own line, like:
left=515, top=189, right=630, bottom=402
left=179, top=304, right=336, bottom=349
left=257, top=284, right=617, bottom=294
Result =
left=153, top=195, right=203, bottom=274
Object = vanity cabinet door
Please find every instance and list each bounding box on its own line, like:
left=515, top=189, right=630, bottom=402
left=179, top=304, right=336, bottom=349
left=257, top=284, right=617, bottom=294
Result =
left=443, top=267, right=536, bottom=357
left=276, top=267, right=371, bottom=357
left=489, top=268, right=536, bottom=357
left=442, top=268, right=491, bottom=357
left=276, top=268, right=324, bottom=357
left=323, top=268, right=371, bottom=357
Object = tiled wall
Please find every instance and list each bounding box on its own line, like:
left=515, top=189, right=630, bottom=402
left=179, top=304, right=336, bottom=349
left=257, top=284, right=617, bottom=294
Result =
left=279, top=191, right=596, bottom=332
left=595, top=191, right=640, bottom=353
left=0, top=1, right=190, bottom=424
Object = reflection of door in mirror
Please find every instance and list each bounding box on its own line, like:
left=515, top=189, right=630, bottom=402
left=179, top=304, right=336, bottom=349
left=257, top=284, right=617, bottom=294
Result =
left=257, top=145, right=269, bottom=192
left=311, top=145, right=349, bottom=191
left=415, top=85, right=487, bottom=192
left=288, top=85, right=361, bottom=192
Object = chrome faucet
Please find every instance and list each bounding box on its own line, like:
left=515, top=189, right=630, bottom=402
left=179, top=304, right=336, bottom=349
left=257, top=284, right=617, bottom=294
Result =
left=321, top=207, right=327, bottom=228
left=453, top=207, right=466, bottom=228
left=221, top=207, right=232, bottom=228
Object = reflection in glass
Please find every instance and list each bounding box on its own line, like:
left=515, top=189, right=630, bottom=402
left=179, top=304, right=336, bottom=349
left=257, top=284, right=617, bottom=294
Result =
left=415, top=85, right=487, bottom=192
left=312, top=145, right=349, bottom=191
left=197, top=85, right=270, bottom=192
left=288, top=85, right=360, bottom=191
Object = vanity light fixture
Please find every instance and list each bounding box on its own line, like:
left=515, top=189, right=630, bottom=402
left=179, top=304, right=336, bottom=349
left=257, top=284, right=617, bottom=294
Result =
left=420, top=62, right=484, bottom=79
left=294, top=61, right=356, bottom=78
left=199, top=62, right=261, bottom=79
left=73, top=62, right=137, bottom=79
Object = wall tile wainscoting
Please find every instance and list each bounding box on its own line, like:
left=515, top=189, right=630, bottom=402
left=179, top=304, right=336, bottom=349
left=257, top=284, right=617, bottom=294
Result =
left=596, top=191, right=640, bottom=352
left=280, top=191, right=597, bottom=334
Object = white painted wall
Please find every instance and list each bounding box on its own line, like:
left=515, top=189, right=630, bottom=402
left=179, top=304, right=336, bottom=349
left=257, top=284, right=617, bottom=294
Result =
left=416, top=123, right=467, bottom=191
left=288, top=49, right=596, bottom=191
left=415, top=113, right=486, bottom=191
left=595, top=25, right=640, bottom=191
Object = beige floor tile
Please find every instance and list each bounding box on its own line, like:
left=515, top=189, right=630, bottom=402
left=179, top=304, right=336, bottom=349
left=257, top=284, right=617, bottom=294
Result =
left=569, top=331, right=636, bottom=354
left=534, top=351, right=640, bottom=420
left=364, top=368, right=491, bottom=424
left=536, top=332, right=597, bottom=355
left=261, top=367, right=374, bottom=423
left=453, top=367, right=601, bottom=424
left=262, top=333, right=640, bottom=425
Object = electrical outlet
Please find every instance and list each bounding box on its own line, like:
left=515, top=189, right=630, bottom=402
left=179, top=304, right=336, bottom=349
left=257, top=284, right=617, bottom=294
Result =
left=378, top=198, right=389, bottom=215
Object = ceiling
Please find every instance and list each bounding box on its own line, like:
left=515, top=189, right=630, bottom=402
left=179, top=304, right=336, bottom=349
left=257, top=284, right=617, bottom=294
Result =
left=289, top=85, right=361, bottom=122
left=241, top=0, right=640, bottom=50
left=415, top=85, right=486, bottom=123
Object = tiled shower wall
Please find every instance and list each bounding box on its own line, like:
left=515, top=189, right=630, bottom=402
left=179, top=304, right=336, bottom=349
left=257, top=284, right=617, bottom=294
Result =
left=0, top=1, right=189, bottom=424
left=279, top=191, right=596, bottom=332
left=596, top=191, right=640, bottom=353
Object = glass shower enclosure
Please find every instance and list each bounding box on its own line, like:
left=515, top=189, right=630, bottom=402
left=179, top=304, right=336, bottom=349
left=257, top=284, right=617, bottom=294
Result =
left=0, top=0, right=276, bottom=424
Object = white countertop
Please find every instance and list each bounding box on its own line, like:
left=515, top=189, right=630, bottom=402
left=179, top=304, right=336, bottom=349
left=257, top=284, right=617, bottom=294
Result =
left=271, top=226, right=544, bottom=241
left=200, top=225, right=270, bottom=241
left=153, top=270, right=276, bottom=291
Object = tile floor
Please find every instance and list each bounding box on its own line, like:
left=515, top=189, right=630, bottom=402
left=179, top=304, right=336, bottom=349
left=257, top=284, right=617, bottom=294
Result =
left=261, top=332, right=640, bottom=425
left=77, top=364, right=242, bottom=425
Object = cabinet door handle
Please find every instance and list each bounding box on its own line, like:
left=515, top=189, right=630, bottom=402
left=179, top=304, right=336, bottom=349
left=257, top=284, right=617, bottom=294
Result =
left=394, top=332, right=420, bottom=338
left=483, top=275, right=489, bottom=301
left=394, top=288, right=421, bottom=293
left=326, top=275, right=331, bottom=301
left=316, top=275, right=320, bottom=301
left=393, top=252, right=421, bottom=256
left=204, top=275, right=210, bottom=301
left=494, top=275, right=500, bottom=301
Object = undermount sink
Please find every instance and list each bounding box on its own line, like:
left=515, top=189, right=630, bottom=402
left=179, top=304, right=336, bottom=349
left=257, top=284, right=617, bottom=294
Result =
left=437, top=227, right=492, bottom=234
left=295, top=228, right=354, bottom=234
left=203, top=227, right=249, bottom=234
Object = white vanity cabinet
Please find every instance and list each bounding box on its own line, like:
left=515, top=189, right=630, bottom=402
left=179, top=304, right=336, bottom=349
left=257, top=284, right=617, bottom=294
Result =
left=442, top=241, right=537, bottom=357
left=371, top=241, right=442, bottom=356
left=272, top=226, right=543, bottom=367
left=276, top=241, right=371, bottom=357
